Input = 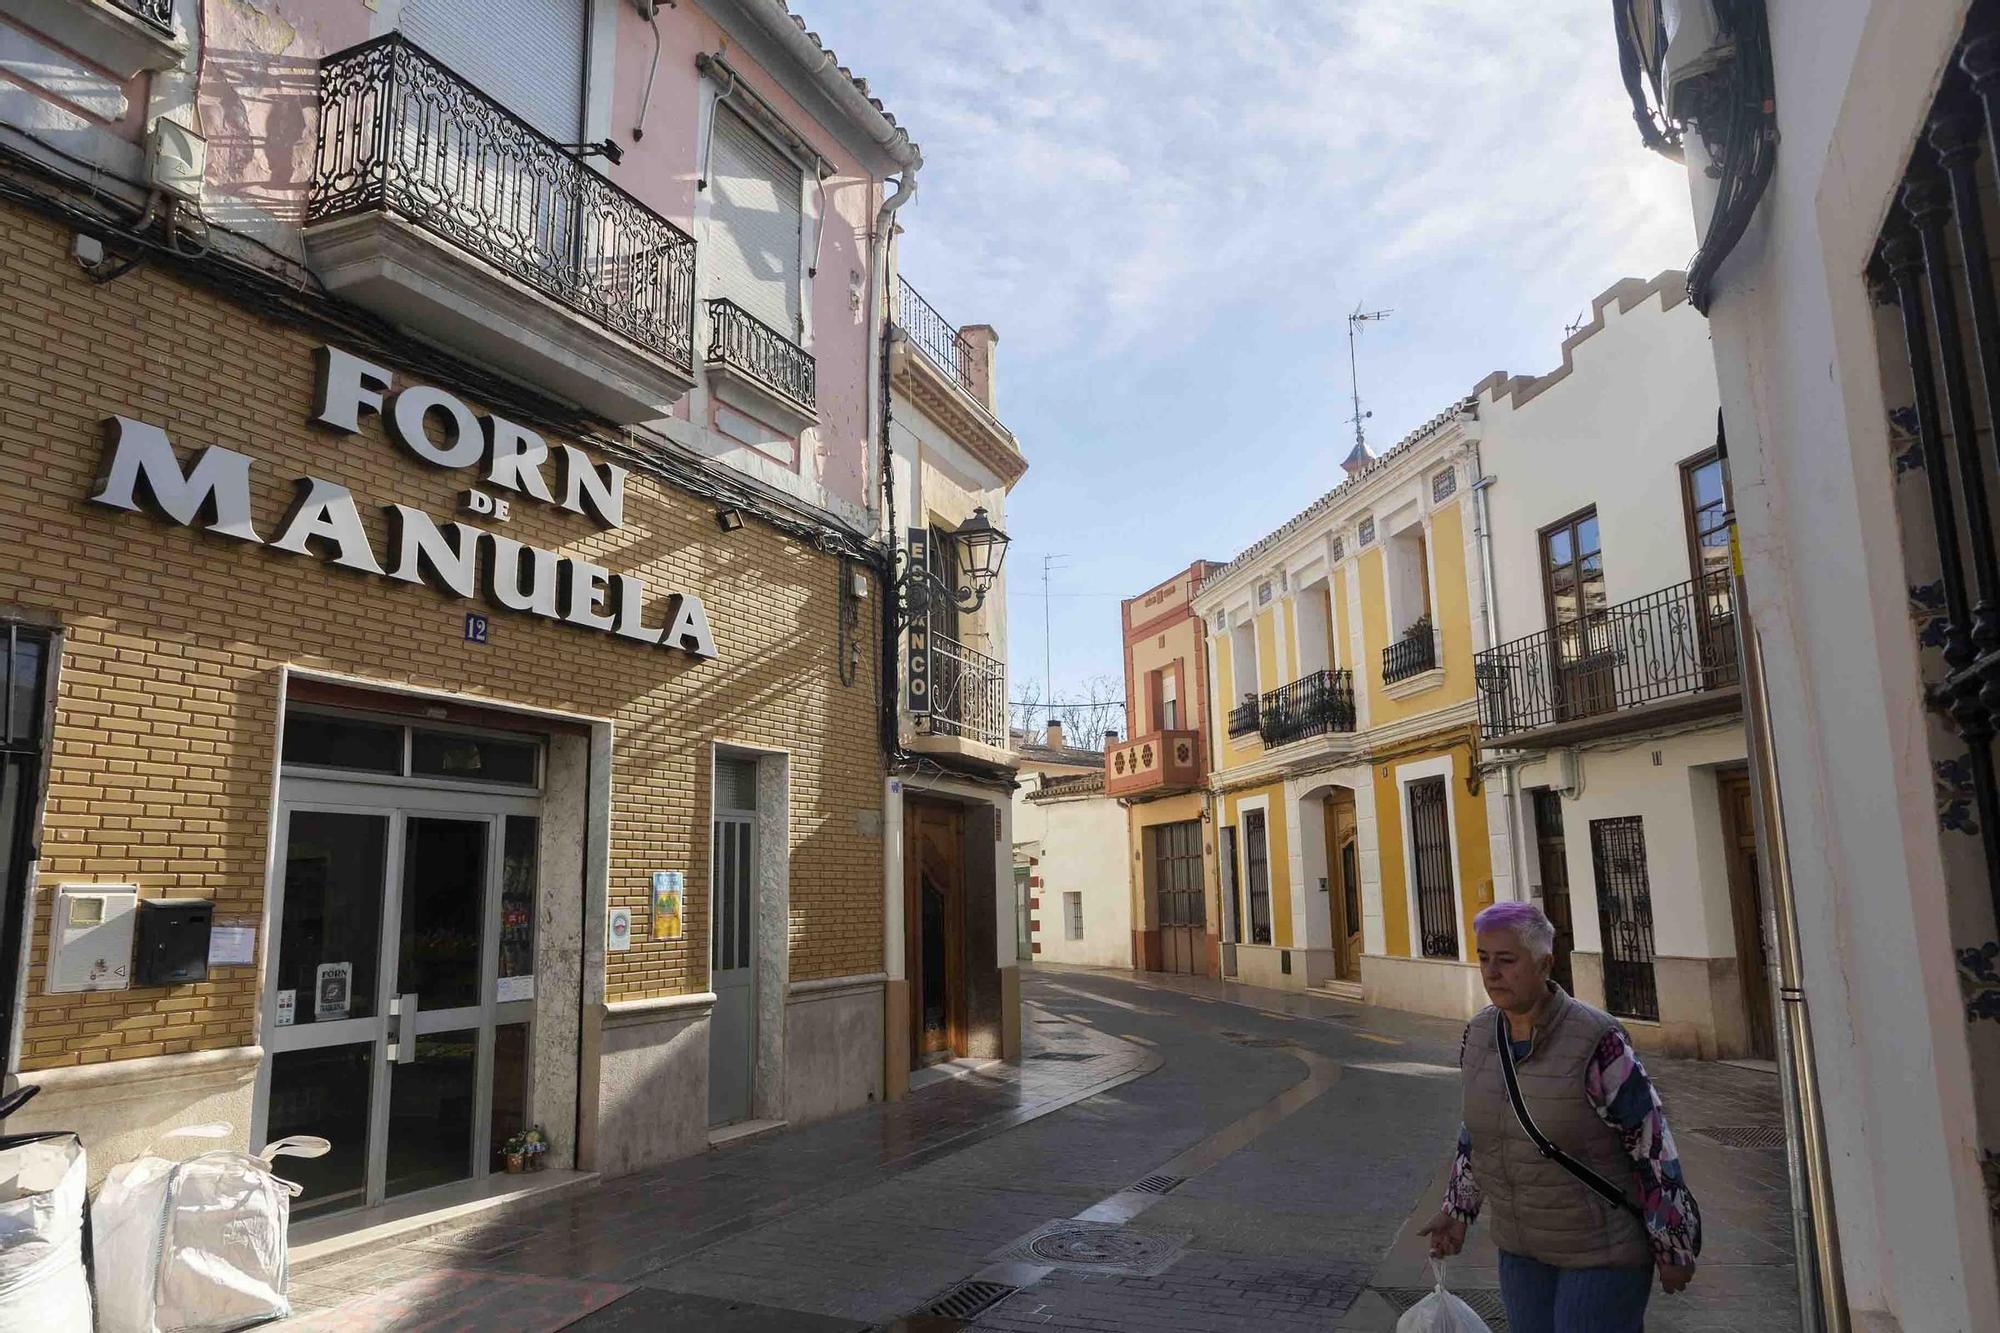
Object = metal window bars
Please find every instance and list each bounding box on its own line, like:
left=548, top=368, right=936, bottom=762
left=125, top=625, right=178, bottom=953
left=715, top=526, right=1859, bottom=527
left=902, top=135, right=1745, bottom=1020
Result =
left=1227, top=699, right=1262, bottom=738
left=1474, top=571, right=1739, bottom=738
left=1589, top=816, right=1659, bottom=1021
left=896, top=277, right=977, bottom=394
left=924, top=629, right=1006, bottom=750
left=1259, top=669, right=1357, bottom=746
left=1382, top=621, right=1441, bottom=685
left=706, top=299, right=816, bottom=412
left=122, top=0, right=174, bottom=32
left=307, top=35, right=697, bottom=374
left=1409, top=777, right=1459, bottom=960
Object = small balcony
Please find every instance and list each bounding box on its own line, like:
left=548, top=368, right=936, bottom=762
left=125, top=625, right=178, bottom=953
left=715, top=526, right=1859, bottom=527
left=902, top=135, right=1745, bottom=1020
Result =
left=889, top=277, right=1025, bottom=487
left=1260, top=669, right=1356, bottom=747
left=11, top=0, right=186, bottom=77
left=1383, top=619, right=1442, bottom=688
left=911, top=629, right=1009, bottom=761
left=704, top=298, right=817, bottom=435
left=1477, top=570, right=1741, bottom=747
left=304, top=34, right=697, bottom=424
left=1105, top=729, right=1203, bottom=798
left=1227, top=699, right=1262, bottom=739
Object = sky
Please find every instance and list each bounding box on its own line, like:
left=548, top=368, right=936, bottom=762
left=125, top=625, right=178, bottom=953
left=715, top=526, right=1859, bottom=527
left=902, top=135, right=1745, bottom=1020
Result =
left=803, top=0, right=1699, bottom=713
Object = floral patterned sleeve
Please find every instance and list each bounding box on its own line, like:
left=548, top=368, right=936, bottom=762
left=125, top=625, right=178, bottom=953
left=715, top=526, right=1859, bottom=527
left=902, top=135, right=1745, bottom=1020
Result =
left=1584, top=1028, right=1703, bottom=1266
left=1442, top=1022, right=1481, bottom=1223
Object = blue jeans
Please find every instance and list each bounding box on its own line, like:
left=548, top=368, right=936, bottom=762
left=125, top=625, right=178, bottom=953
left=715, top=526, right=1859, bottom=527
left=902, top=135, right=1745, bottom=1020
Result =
left=1497, top=1251, right=1653, bottom=1332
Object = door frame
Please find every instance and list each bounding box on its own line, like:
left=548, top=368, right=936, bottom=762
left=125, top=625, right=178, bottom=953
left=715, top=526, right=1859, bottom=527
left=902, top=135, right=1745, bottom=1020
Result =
left=1715, top=764, right=1774, bottom=1058
left=254, top=776, right=539, bottom=1214
left=708, top=808, right=757, bottom=1126
left=1326, top=790, right=1361, bottom=980
left=903, top=798, right=966, bottom=1064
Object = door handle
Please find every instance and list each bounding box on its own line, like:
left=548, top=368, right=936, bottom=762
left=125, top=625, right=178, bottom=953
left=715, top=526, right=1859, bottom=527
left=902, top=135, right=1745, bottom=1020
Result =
left=386, top=991, right=420, bottom=1064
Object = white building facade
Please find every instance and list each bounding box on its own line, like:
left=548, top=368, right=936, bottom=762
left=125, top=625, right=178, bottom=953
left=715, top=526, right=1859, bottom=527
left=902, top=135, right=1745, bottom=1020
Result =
left=1474, top=274, right=1757, bottom=1060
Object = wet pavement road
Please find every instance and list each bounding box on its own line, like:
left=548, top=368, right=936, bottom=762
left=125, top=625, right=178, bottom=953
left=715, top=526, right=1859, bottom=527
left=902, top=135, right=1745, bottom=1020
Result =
left=284, top=966, right=1798, bottom=1331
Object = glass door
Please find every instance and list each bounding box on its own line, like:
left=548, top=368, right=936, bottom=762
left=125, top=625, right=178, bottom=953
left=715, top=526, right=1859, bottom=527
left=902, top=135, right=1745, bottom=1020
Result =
left=260, top=786, right=538, bottom=1220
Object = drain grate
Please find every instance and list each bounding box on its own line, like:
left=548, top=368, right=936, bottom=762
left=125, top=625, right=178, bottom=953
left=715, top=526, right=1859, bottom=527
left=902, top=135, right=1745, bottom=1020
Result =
left=1029, top=1051, right=1102, bottom=1062
left=1692, top=1125, right=1787, bottom=1150
left=995, top=1220, right=1190, bottom=1276
left=1222, top=1032, right=1290, bottom=1048
left=1129, top=1173, right=1185, bottom=1196
left=919, top=1279, right=1018, bottom=1320
left=1376, top=1286, right=1510, bottom=1327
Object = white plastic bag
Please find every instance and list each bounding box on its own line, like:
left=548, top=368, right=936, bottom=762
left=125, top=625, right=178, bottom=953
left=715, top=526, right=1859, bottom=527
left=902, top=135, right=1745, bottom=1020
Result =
left=0, top=1134, right=91, bottom=1331
left=92, top=1125, right=329, bottom=1333
left=1396, top=1258, right=1494, bottom=1333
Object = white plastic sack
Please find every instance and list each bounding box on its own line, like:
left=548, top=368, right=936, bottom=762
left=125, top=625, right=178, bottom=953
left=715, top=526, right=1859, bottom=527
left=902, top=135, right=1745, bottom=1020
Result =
left=92, top=1126, right=329, bottom=1333
left=1396, top=1259, right=1494, bottom=1333
left=0, top=1135, right=90, bottom=1331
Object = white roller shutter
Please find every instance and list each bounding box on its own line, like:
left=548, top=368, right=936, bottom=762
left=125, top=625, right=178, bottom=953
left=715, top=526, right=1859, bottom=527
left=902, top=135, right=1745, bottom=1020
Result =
left=707, top=107, right=804, bottom=336
left=401, top=0, right=587, bottom=141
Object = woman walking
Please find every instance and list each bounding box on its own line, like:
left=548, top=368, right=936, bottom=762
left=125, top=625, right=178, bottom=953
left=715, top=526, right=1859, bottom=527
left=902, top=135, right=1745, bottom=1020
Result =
left=1419, top=901, right=1700, bottom=1332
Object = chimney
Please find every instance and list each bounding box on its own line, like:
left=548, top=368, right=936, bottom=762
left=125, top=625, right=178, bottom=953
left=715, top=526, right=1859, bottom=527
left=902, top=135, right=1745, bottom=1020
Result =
left=1103, top=729, right=1120, bottom=746
left=1045, top=718, right=1065, bottom=750
left=961, top=324, right=998, bottom=412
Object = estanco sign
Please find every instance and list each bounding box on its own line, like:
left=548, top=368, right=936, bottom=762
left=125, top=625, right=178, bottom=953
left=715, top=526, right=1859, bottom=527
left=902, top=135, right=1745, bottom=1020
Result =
left=88, top=346, right=717, bottom=659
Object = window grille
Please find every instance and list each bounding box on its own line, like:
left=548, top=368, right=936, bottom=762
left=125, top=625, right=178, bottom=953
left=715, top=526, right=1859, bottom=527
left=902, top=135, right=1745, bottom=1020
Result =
left=1358, top=517, right=1376, bottom=547
left=1064, top=892, right=1083, bottom=941
left=1409, top=777, right=1458, bottom=959
left=1243, top=809, right=1272, bottom=945
left=1433, top=467, right=1458, bottom=502
left=1589, top=816, right=1659, bottom=1021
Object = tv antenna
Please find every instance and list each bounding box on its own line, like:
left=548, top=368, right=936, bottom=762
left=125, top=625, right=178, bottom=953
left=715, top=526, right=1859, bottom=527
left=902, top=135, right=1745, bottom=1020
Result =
left=1347, top=304, right=1392, bottom=454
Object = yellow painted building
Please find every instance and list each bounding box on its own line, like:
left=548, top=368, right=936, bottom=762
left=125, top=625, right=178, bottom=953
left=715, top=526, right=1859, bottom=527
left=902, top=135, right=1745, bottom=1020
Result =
left=1193, top=404, right=1498, bottom=1017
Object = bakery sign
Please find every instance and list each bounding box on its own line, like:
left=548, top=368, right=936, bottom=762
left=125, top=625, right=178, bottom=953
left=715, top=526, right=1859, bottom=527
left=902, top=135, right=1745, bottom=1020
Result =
left=88, top=346, right=717, bottom=659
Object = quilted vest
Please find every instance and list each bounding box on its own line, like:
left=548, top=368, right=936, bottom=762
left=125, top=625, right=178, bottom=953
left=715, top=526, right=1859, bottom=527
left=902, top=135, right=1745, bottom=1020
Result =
left=1461, top=983, right=1653, bottom=1270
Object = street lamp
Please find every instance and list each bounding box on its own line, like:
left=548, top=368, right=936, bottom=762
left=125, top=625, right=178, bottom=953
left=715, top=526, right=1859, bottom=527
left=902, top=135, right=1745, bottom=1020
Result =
left=891, top=507, right=1011, bottom=628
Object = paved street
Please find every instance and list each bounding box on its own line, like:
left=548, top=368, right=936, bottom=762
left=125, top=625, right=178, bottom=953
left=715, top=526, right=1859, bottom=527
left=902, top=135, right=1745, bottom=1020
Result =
left=284, top=967, right=1797, bottom=1331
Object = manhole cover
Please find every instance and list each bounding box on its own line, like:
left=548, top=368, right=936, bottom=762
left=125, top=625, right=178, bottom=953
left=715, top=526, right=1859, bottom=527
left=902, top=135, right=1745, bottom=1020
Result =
left=1692, top=1125, right=1787, bottom=1150
left=1029, top=1051, right=1102, bottom=1062
left=1129, top=1173, right=1184, bottom=1196
left=918, top=1279, right=1018, bottom=1320
left=995, top=1220, right=1189, bottom=1276
left=1376, top=1286, right=1510, bottom=1327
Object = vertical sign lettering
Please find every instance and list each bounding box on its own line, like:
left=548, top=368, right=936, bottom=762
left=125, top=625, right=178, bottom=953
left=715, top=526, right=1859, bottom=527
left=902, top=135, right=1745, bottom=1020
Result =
left=905, top=528, right=931, bottom=720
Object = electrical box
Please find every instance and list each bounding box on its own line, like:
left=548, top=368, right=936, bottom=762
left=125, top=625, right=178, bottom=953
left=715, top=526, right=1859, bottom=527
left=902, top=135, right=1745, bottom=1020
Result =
left=146, top=120, right=207, bottom=203
left=133, top=898, right=213, bottom=987
left=49, top=885, right=137, bottom=993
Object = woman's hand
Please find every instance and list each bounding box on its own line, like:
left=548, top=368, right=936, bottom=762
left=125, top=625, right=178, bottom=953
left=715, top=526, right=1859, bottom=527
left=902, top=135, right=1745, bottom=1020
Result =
left=1418, top=1210, right=1467, bottom=1258
left=1657, top=1260, right=1696, bottom=1294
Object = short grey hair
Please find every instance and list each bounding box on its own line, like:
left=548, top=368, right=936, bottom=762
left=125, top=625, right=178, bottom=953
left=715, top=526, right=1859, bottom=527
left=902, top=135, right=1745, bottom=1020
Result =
left=1474, top=901, right=1556, bottom=959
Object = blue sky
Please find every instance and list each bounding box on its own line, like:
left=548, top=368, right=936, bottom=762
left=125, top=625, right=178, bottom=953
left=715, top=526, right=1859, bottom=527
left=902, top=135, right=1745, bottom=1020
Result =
left=804, top=0, right=1697, bottom=710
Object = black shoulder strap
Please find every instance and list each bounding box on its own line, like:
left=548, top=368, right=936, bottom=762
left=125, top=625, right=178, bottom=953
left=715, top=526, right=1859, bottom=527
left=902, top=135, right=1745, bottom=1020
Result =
left=1495, top=1010, right=1645, bottom=1221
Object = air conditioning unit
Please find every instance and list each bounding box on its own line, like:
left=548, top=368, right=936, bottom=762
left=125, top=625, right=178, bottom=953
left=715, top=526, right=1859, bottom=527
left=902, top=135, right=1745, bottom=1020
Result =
left=146, top=120, right=207, bottom=202
left=1661, top=0, right=1731, bottom=122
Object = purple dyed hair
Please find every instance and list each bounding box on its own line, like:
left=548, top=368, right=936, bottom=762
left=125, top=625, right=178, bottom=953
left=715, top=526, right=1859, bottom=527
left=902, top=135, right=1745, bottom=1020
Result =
left=1473, top=901, right=1555, bottom=958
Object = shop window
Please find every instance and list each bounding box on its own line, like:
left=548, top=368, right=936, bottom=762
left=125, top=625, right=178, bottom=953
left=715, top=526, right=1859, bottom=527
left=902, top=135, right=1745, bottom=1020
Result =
left=411, top=729, right=538, bottom=786
left=488, top=1022, right=531, bottom=1172
left=1, top=623, right=52, bottom=1068
left=498, top=816, right=539, bottom=998
left=282, top=714, right=402, bottom=774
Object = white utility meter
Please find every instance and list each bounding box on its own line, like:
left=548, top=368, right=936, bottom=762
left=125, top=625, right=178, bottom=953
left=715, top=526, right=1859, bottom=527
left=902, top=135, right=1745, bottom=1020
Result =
left=49, top=884, right=138, bottom=993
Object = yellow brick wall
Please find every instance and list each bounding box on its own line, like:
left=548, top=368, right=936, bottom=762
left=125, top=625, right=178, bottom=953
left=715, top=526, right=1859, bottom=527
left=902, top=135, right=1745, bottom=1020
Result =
left=0, top=203, right=885, bottom=1071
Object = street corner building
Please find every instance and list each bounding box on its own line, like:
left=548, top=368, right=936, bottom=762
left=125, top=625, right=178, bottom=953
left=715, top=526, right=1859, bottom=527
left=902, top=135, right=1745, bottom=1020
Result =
left=0, top=0, right=1015, bottom=1234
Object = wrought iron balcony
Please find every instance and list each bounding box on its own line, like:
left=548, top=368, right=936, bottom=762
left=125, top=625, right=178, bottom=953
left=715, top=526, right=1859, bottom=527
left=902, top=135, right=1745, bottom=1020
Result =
left=921, top=629, right=1007, bottom=752
left=1383, top=620, right=1441, bottom=685
left=1260, top=669, right=1356, bottom=746
left=122, top=0, right=174, bottom=31
left=1227, top=699, right=1262, bottom=739
left=896, top=277, right=977, bottom=395
left=1476, top=570, right=1740, bottom=743
left=705, top=298, right=816, bottom=415
left=1105, top=729, right=1203, bottom=797
left=307, top=35, right=697, bottom=377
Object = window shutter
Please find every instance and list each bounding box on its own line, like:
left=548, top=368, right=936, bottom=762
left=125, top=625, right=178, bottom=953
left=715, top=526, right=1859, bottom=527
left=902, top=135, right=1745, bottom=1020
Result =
left=707, top=108, right=804, bottom=336
left=401, top=0, right=587, bottom=141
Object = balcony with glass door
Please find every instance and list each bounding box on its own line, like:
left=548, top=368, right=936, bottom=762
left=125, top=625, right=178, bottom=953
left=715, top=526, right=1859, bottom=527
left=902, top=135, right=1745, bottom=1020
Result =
left=304, top=35, right=697, bottom=424
left=1476, top=570, right=1741, bottom=747
left=1259, top=669, right=1357, bottom=748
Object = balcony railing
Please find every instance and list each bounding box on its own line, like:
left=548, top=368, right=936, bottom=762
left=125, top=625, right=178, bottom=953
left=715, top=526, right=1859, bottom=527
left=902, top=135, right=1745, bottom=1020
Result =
left=925, top=629, right=1006, bottom=751
left=1476, top=570, right=1739, bottom=740
left=1383, top=621, right=1441, bottom=684
left=1227, top=699, right=1262, bottom=739
left=307, top=35, right=696, bottom=373
left=896, top=277, right=977, bottom=395
left=122, top=0, right=174, bottom=30
left=1261, top=669, right=1356, bottom=746
left=706, top=299, right=816, bottom=412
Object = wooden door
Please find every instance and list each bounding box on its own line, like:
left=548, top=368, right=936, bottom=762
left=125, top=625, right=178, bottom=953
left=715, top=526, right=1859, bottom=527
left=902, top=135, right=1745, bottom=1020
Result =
left=1530, top=789, right=1575, bottom=992
left=904, top=801, right=966, bottom=1065
left=1717, top=768, right=1775, bottom=1058
left=1326, top=793, right=1362, bottom=980
left=1148, top=821, right=1206, bottom=976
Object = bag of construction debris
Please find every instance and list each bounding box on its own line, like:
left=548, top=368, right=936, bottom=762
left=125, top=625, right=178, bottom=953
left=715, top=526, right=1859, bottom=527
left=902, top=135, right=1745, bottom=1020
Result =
left=92, top=1124, right=329, bottom=1333
left=1396, top=1258, right=1493, bottom=1333
left=0, top=1122, right=91, bottom=1331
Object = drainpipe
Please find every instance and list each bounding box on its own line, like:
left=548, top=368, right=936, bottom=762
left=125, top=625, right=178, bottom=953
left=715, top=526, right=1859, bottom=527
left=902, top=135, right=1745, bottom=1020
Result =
left=1468, top=438, right=1527, bottom=902
left=865, top=166, right=918, bottom=528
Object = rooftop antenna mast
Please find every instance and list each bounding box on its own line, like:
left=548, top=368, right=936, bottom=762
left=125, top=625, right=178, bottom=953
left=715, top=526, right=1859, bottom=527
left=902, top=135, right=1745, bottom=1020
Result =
left=1346, top=304, right=1392, bottom=455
